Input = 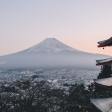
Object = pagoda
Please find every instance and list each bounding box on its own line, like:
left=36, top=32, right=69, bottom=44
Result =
left=91, top=37, right=112, bottom=112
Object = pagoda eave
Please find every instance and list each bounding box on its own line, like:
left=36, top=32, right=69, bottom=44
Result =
left=91, top=98, right=112, bottom=112
left=97, top=37, right=112, bottom=47
left=96, top=58, right=112, bottom=66
left=95, top=77, right=112, bottom=87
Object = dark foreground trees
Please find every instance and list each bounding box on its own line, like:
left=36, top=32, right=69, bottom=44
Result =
left=0, top=78, right=100, bottom=112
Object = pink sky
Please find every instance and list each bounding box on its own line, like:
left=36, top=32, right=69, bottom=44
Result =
left=0, top=0, right=112, bottom=56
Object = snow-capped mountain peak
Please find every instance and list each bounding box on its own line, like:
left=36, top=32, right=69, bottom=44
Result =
left=25, top=38, right=75, bottom=54
left=0, top=37, right=107, bottom=69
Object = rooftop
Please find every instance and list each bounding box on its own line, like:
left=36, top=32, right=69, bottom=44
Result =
left=95, top=77, right=112, bottom=87
left=96, top=58, right=112, bottom=65
left=98, top=37, right=112, bottom=47
left=91, top=98, right=112, bottom=112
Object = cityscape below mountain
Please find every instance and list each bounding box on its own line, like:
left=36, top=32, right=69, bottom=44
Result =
left=0, top=38, right=108, bottom=85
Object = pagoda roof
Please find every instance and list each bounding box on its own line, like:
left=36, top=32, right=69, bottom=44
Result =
left=98, top=37, right=112, bottom=47
left=91, top=98, right=112, bottom=112
left=95, top=77, right=112, bottom=87
left=96, top=58, right=112, bottom=65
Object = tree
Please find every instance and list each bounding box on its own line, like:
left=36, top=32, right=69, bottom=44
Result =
left=64, top=84, right=95, bottom=112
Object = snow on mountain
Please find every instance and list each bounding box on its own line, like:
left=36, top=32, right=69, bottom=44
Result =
left=0, top=38, right=108, bottom=69
left=22, top=38, right=77, bottom=54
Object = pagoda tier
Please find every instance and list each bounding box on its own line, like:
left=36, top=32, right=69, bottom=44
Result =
left=91, top=37, right=112, bottom=112
left=91, top=98, right=112, bottom=112
left=96, top=58, right=112, bottom=65
left=95, top=77, right=112, bottom=87
left=98, top=37, right=112, bottom=47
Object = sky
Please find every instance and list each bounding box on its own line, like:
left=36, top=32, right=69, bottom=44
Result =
left=0, top=0, right=112, bottom=56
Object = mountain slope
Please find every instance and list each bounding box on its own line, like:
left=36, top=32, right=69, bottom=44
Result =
left=0, top=38, right=108, bottom=69
left=21, top=38, right=78, bottom=54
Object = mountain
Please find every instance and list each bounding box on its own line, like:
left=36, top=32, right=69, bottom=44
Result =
left=0, top=38, right=107, bottom=69
left=23, top=38, right=76, bottom=54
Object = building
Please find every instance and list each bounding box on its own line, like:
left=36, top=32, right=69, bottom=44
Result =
left=91, top=37, right=112, bottom=112
left=91, top=98, right=112, bottom=112
left=95, top=77, right=112, bottom=87
left=97, top=37, right=112, bottom=47
left=96, top=58, right=112, bottom=66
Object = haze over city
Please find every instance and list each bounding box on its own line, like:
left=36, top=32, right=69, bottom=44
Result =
left=0, top=0, right=112, bottom=56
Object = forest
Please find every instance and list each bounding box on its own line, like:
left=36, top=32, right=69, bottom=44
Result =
left=0, top=66, right=111, bottom=112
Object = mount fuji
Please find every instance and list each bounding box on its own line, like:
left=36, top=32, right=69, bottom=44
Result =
left=0, top=38, right=107, bottom=69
